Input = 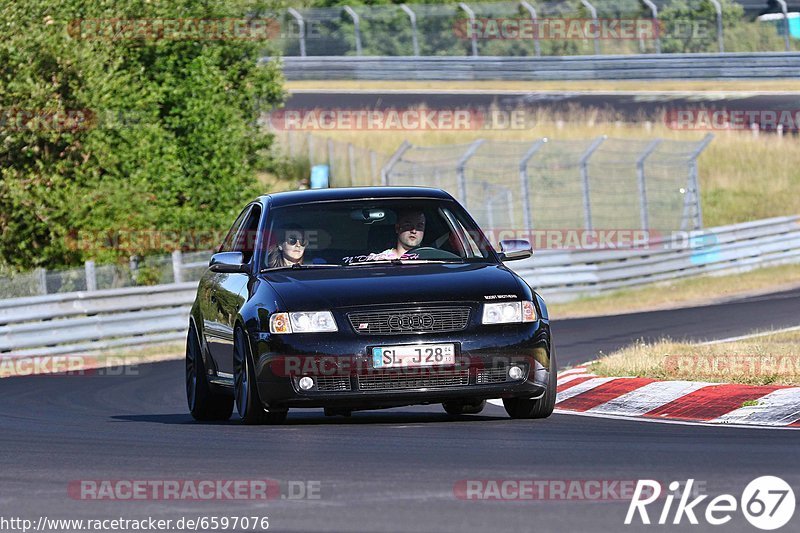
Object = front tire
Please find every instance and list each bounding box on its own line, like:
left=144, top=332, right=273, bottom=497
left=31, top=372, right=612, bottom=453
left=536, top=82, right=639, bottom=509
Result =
left=233, top=327, right=288, bottom=425
left=503, top=348, right=557, bottom=420
left=186, top=324, right=233, bottom=421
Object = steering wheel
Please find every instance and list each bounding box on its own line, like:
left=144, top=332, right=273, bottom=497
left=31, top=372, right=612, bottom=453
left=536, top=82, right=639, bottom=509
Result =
left=404, top=246, right=460, bottom=260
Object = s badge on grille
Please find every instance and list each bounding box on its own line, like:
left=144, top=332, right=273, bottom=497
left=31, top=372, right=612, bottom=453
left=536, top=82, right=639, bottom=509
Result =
left=358, top=323, right=369, bottom=329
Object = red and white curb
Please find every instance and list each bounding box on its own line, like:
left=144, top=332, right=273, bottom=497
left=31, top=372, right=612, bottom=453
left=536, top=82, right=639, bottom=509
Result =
left=492, top=366, right=800, bottom=428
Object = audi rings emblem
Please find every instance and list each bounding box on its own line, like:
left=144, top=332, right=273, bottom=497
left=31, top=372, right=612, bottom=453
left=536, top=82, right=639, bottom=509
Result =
left=387, top=313, right=434, bottom=330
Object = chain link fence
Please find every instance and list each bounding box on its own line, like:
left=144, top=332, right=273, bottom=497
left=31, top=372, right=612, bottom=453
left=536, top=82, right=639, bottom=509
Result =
left=382, top=135, right=713, bottom=238
left=271, top=129, right=391, bottom=188
left=272, top=0, right=800, bottom=56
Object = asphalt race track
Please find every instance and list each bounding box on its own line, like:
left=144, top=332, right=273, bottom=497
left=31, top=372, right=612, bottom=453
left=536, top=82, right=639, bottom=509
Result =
left=285, top=90, right=800, bottom=129
left=1, top=288, right=799, bottom=532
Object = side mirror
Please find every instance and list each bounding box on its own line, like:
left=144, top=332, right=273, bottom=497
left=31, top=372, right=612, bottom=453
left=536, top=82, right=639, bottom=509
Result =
left=209, top=251, right=248, bottom=273
left=498, top=239, right=533, bottom=261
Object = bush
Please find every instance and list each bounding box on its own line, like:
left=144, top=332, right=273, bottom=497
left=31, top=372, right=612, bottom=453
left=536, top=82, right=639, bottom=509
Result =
left=0, top=0, right=285, bottom=269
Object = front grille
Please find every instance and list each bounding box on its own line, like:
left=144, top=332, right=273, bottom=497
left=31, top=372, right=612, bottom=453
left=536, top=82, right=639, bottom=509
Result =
left=348, top=306, right=471, bottom=335
left=357, top=369, right=470, bottom=391
left=315, top=376, right=352, bottom=392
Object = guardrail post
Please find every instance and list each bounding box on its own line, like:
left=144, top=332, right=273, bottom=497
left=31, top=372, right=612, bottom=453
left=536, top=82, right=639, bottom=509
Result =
left=172, top=250, right=184, bottom=284
left=400, top=4, right=420, bottom=56
left=456, top=139, right=485, bottom=207
left=36, top=267, right=47, bottom=295
left=579, top=136, right=606, bottom=231
left=636, top=139, right=662, bottom=232
left=287, top=8, right=307, bottom=57
left=519, top=138, right=547, bottom=230
left=708, top=0, right=724, bottom=53
left=580, top=0, right=601, bottom=55
left=776, top=0, right=791, bottom=51
left=458, top=3, right=479, bottom=57
left=519, top=1, right=541, bottom=57
left=641, top=0, right=661, bottom=54
left=380, top=140, right=412, bottom=186
left=85, top=260, right=97, bottom=291
left=348, top=143, right=356, bottom=186
left=343, top=6, right=362, bottom=56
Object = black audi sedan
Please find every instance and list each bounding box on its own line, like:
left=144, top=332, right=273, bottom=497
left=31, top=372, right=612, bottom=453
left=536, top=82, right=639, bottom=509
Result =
left=186, top=187, right=554, bottom=424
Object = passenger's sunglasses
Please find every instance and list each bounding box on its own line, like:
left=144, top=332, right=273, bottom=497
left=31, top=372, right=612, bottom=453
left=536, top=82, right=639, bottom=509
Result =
left=285, top=236, right=308, bottom=247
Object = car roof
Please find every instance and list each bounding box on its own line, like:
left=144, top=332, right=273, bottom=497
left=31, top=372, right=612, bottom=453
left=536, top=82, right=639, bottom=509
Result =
left=259, top=187, right=454, bottom=208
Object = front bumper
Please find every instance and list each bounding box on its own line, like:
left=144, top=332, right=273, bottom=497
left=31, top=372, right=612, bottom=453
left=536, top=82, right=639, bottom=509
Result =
left=250, top=321, right=551, bottom=410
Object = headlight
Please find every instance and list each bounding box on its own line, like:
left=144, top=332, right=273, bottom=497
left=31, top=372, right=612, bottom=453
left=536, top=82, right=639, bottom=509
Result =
left=269, top=311, right=338, bottom=334
left=482, top=301, right=538, bottom=324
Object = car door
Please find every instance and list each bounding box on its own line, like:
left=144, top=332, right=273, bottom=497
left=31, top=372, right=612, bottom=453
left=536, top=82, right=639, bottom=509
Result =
left=203, top=205, right=251, bottom=376
left=208, top=203, right=262, bottom=376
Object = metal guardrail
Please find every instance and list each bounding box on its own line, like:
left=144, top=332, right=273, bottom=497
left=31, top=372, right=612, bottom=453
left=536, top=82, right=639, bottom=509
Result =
left=1, top=216, right=798, bottom=356
left=515, top=215, right=800, bottom=301
left=279, top=53, right=800, bottom=81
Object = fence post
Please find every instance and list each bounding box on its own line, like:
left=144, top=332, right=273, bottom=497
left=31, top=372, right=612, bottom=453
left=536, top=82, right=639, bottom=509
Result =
left=370, top=150, right=378, bottom=185
left=287, top=130, right=295, bottom=158
left=307, top=133, right=314, bottom=165
left=519, top=1, right=541, bottom=57
left=400, top=4, right=420, bottom=56
left=708, top=0, right=724, bottom=53
left=456, top=139, right=485, bottom=207
left=381, top=140, right=412, bottom=186
left=172, top=250, right=184, bottom=284
left=458, top=3, right=479, bottom=57
left=580, top=0, right=601, bottom=55
left=287, top=8, right=307, bottom=57
left=348, top=143, right=356, bottom=186
left=85, top=260, right=97, bottom=291
left=36, top=267, right=48, bottom=295
left=325, top=138, right=336, bottom=186
left=519, top=138, right=547, bottom=231
left=683, top=133, right=714, bottom=230
left=579, top=136, right=606, bottom=231
left=343, top=6, right=363, bottom=56
left=636, top=139, right=662, bottom=232
left=776, top=0, right=791, bottom=51
left=640, top=0, right=661, bottom=54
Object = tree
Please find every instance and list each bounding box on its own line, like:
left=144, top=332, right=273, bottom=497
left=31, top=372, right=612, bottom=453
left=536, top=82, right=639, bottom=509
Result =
left=0, top=0, right=285, bottom=269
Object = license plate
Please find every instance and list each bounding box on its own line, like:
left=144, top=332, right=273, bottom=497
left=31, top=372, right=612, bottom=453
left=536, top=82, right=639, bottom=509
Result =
left=372, top=344, right=456, bottom=369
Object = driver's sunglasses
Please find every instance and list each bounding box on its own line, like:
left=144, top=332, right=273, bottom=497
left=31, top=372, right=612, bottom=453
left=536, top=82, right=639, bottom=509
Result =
left=285, top=236, right=308, bottom=247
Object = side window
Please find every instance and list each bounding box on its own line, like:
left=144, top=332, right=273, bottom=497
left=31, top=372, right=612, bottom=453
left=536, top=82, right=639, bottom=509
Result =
left=219, top=207, right=251, bottom=253
left=232, top=205, right=262, bottom=263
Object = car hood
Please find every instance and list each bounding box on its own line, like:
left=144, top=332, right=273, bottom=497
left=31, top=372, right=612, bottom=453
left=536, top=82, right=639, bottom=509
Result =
left=261, top=263, right=524, bottom=310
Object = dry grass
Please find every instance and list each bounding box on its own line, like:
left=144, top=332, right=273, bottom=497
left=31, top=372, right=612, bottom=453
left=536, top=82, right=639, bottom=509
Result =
left=589, top=329, right=800, bottom=386
left=286, top=80, right=800, bottom=92
left=549, top=263, right=800, bottom=319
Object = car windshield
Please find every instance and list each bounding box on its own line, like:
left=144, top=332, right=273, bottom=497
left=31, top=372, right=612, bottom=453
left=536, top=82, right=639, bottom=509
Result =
left=261, top=198, right=496, bottom=270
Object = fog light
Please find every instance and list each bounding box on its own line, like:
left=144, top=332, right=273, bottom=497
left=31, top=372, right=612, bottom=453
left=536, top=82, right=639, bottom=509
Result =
left=508, top=365, right=524, bottom=380
left=298, top=376, right=315, bottom=390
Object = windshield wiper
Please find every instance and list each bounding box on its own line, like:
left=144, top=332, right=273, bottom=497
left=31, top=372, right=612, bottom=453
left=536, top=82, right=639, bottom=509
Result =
left=261, top=264, right=340, bottom=273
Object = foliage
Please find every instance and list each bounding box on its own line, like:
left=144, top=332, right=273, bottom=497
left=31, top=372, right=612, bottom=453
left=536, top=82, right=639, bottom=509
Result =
left=0, top=0, right=285, bottom=269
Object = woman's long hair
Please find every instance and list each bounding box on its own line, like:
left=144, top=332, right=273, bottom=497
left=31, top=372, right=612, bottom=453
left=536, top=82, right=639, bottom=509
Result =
left=267, top=224, right=305, bottom=268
